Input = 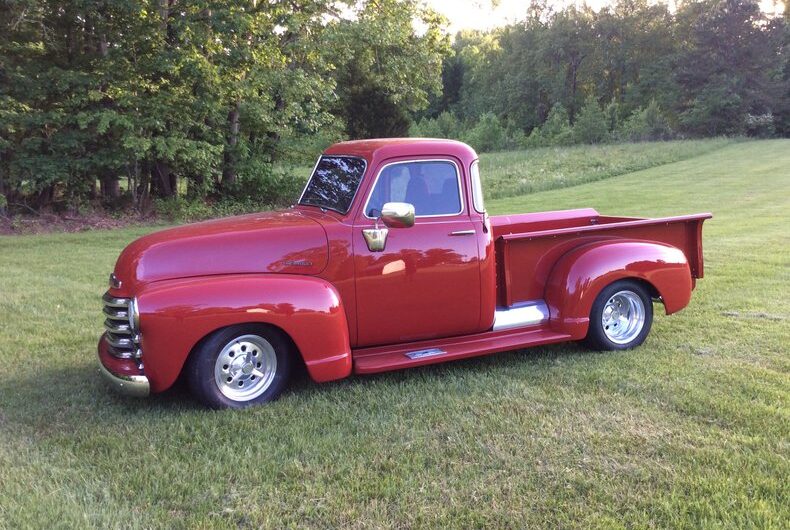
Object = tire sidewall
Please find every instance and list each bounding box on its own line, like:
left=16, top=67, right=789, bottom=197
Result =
left=587, top=280, right=653, bottom=351
left=187, top=324, right=292, bottom=409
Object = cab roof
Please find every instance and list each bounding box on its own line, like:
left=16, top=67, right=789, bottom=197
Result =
left=323, top=138, right=478, bottom=165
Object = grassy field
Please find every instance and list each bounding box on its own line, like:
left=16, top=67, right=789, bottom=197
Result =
left=287, top=138, right=736, bottom=199
left=0, top=139, right=788, bottom=528
left=479, top=137, right=737, bottom=199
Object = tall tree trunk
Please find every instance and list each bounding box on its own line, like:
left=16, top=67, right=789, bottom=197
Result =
left=35, top=185, right=54, bottom=210
left=160, top=0, right=176, bottom=43
left=265, top=94, right=286, bottom=162
left=152, top=162, right=175, bottom=197
left=137, top=160, right=151, bottom=212
left=567, top=55, right=584, bottom=122
left=0, top=163, right=7, bottom=216
left=222, top=101, right=241, bottom=188
left=188, top=172, right=204, bottom=197
left=101, top=175, right=120, bottom=200
left=618, top=53, right=627, bottom=103
left=96, top=12, right=120, bottom=199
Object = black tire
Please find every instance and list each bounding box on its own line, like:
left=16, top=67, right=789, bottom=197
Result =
left=584, top=279, right=653, bottom=351
left=185, top=324, right=293, bottom=409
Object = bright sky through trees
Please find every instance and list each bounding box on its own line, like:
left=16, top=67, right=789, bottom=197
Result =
left=425, top=0, right=786, bottom=32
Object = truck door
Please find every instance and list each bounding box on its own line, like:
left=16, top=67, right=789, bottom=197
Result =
left=353, top=158, right=481, bottom=347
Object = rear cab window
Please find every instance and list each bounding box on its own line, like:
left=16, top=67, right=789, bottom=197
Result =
left=470, top=160, right=485, bottom=213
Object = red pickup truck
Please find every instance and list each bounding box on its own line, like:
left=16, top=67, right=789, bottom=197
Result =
left=99, top=139, right=710, bottom=408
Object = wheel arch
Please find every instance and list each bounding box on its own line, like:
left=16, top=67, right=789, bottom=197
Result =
left=136, top=274, right=352, bottom=393
left=544, top=239, right=692, bottom=339
left=629, top=277, right=660, bottom=300
left=183, top=320, right=305, bottom=377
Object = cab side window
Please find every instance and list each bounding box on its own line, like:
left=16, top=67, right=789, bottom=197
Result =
left=366, top=161, right=462, bottom=217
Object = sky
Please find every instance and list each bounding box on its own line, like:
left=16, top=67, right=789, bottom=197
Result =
left=424, top=0, right=786, bottom=33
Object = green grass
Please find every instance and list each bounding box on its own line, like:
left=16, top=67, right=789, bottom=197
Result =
left=1, top=139, right=788, bottom=528
left=479, top=137, right=736, bottom=199
left=286, top=138, right=737, bottom=202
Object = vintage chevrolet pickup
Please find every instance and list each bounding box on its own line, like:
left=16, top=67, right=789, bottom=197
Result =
left=99, top=139, right=711, bottom=408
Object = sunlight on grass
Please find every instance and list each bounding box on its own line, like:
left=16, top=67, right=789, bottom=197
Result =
left=479, top=138, right=736, bottom=199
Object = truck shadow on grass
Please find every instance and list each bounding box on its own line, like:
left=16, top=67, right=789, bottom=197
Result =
left=0, top=341, right=593, bottom=434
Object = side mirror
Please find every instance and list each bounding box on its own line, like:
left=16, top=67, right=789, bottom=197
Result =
left=380, top=202, right=415, bottom=229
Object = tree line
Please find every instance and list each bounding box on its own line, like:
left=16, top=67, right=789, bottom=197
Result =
left=414, top=0, right=788, bottom=151
left=0, top=0, right=448, bottom=213
left=0, top=0, right=787, bottom=215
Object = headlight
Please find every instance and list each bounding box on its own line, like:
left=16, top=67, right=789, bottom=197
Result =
left=128, top=298, right=140, bottom=332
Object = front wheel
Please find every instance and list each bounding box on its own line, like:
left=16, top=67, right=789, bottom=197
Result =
left=186, top=324, right=293, bottom=409
left=585, top=280, right=653, bottom=351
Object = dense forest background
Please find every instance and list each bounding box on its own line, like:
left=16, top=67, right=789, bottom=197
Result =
left=1, top=0, right=787, bottom=215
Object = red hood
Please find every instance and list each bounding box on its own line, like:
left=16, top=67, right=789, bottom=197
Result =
left=113, top=210, right=328, bottom=291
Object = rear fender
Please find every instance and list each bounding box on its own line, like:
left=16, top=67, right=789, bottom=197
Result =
left=136, top=274, right=351, bottom=393
left=544, top=240, right=692, bottom=339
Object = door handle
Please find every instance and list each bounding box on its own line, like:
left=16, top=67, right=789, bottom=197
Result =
left=363, top=227, right=389, bottom=252
left=449, top=230, right=476, bottom=236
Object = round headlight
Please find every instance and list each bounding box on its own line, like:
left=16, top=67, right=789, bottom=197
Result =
left=128, top=298, right=140, bottom=332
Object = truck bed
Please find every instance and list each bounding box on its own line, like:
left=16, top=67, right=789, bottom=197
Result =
left=490, top=208, right=712, bottom=307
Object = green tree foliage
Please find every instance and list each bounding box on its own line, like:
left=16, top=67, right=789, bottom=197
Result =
left=410, top=111, right=526, bottom=152
left=341, top=70, right=412, bottom=138
left=676, top=0, right=783, bottom=135
left=465, top=112, right=506, bottom=152
left=605, top=101, right=623, bottom=133
left=618, top=100, right=673, bottom=142
left=410, top=111, right=463, bottom=139
left=572, top=97, right=609, bottom=144
left=0, top=0, right=447, bottom=211
left=426, top=0, right=786, bottom=153
left=327, top=0, right=450, bottom=139
left=525, top=103, right=573, bottom=147
left=2, top=0, right=788, bottom=213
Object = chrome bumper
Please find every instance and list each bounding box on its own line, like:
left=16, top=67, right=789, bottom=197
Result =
left=98, top=362, right=150, bottom=398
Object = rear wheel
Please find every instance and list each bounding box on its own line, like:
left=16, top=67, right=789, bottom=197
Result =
left=585, top=280, right=653, bottom=351
left=186, top=324, right=293, bottom=409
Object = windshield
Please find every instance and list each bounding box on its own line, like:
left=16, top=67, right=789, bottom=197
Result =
left=299, top=156, right=367, bottom=214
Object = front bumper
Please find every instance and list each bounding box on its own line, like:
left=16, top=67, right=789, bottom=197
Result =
left=98, top=362, right=150, bottom=397
left=97, top=335, right=150, bottom=397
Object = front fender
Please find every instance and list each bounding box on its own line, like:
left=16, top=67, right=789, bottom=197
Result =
left=544, top=240, right=692, bottom=339
left=136, top=274, right=351, bottom=393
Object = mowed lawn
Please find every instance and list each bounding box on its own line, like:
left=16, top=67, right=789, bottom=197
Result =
left=0, top=140, right=788, bottom=528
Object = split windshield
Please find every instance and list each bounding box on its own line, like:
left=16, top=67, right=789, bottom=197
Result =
left=299, top=156, right=367, bottom=214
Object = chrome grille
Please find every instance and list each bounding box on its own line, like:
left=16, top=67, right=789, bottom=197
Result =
left=102, top=292, right=142, bottom=364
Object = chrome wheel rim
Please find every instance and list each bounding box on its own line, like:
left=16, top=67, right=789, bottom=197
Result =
left=601, top=290, right=646, bottom=345
left=214, top=334, right=277, bottom=401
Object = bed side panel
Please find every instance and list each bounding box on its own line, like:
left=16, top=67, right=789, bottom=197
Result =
left=496, top=215, right=710, bottom=307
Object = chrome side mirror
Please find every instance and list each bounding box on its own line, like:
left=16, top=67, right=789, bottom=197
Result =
left=363, top=202, right=415, bottom=252
left=380, top=202, right=415, bottom=229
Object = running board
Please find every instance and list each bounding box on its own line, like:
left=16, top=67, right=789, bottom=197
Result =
left=353, top=326, right=571, bottom=375
left=493, top=300, right=549, bottom=331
